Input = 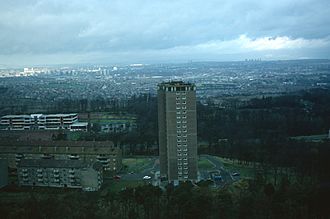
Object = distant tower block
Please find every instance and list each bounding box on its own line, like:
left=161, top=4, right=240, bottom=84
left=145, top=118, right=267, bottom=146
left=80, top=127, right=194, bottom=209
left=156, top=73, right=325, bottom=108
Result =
left=157, top=81, right=197, bottom=182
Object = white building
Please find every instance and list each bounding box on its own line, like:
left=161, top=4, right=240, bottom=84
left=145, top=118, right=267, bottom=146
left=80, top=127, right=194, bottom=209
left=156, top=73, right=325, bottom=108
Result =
left=0, top=113, right=84, bottom=131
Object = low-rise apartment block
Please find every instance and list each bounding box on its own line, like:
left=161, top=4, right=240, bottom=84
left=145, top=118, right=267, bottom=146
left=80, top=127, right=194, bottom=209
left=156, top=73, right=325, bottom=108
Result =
left=0, top=140, right=121, bottom=171
left=18, top=159, right=103, bottom=191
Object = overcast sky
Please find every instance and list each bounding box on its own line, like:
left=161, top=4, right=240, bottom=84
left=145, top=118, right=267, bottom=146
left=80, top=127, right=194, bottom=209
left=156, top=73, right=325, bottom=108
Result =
left=0, top=0, right=329, bottom=66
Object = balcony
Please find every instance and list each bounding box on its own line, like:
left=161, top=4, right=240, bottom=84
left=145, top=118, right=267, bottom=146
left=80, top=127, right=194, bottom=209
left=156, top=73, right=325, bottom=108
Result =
left=15, top=154, right=24, bottom=159
left=97, top=159, right=110, bottom=164
left=68, top=154, right=79, bottom=160
left=41, top=154, right=53, bottom=159
left=96, top=154, right=108, bottom=159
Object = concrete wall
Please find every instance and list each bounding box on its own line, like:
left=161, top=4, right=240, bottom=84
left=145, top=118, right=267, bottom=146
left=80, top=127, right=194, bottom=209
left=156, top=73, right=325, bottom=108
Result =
left=0, top=160, right=8, bottom=188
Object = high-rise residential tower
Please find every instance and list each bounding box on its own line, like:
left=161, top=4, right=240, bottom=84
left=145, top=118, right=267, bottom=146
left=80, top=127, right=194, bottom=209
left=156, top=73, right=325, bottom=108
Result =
left=158, top=81, right=197, bottom=182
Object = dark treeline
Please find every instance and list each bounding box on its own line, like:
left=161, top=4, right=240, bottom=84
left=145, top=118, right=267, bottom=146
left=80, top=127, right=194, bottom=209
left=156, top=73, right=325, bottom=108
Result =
left=1, top=179, right=329, bottom=219
left=198, top=88, right=330, bottom=146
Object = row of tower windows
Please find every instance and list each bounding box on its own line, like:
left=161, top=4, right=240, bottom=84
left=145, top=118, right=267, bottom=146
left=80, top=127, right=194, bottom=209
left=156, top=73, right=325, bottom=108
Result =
left=177, top=138, right=187, bottom=142
left=176, top=96, right=186, bottom=100
left=177, top=134, right=187, bottom=137
left=176, top=92, right=186, bottom=95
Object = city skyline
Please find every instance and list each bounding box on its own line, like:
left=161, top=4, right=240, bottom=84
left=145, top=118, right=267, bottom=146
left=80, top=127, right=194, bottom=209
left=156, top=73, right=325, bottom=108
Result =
left=0, top=0, right=330, bottom=66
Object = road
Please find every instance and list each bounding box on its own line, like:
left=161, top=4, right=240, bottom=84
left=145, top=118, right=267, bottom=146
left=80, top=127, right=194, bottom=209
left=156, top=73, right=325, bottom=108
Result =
left=120, top=157, right=159, bottom=181
left=108, top=155, right=237, bottom=187
left=200, top=154, right=235, bottom=187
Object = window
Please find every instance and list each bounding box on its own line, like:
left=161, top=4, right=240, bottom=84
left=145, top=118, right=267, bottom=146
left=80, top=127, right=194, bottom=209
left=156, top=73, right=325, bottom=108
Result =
left=177, top=130, right=181, bottom=133
left=176, top=92, right=180, bottom=95
left=182, top=96, right=186, bottom=100
left=183, top=139, right=187, bottom=142
left=177, top=125, right=181, bottom=128
left=183, top=143, right=187, bottom=147
left=176, top=111, right=181, bottom=114
left=182, top=134, right=187, bottom=137
left=176, top=116, right=181, bottom=119
left=183, top=129, right=187, bottom=133
left=182, top=101, right=186, bottom=104
left=182, top=125, right=187, bottom=128
left=177, top=143, right=181, bottom=147
left=177, top=120, right=181, bottom=124
left=176, top=96, right=180, bottom=100
left=182, top=115, right=186, bottom=119
left=183, top=111, right=186, bottom=114
left=177, top=134, right=181, bottom=137
left=177, top=139, right=181, bottom=142
left=176, top=106, right=181, bottom=110
left=182, top=120, right=187, bottom=124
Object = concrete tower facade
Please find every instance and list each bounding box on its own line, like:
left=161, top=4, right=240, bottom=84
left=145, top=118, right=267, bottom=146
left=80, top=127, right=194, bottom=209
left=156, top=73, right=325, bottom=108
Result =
left=158, top=81, right=197, bottom=182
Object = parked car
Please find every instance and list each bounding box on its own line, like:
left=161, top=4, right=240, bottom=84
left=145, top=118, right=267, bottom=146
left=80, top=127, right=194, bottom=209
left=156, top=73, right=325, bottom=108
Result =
left=143, top=175, right=151, bottom=180
left=232, top=172, right=240, bottom=177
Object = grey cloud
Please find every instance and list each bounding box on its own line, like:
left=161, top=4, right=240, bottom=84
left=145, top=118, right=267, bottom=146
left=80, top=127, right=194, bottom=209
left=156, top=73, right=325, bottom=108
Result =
left=0, top=0, right=329, bottom=65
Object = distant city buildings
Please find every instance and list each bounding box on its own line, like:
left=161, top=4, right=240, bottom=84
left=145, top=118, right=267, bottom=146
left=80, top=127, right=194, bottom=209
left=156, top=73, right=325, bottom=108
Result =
left=17, top=159, right=103, bottom=191
left=158, top=81, right=198, bottom=182
left=0, top=113, right=87, bottom=131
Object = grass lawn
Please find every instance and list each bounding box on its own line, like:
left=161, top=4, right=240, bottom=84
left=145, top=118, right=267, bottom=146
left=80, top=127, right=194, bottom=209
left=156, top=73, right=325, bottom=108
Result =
left=122, top=158, right=154, bottom=173
left=215, top=157, right=256, bottom=179
left=198, top=157, right=215, bottom=170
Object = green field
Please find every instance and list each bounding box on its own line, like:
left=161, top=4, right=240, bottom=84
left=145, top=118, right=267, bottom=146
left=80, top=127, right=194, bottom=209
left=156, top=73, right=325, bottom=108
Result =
left=214, top=157, right=256, bottom=178
left=198, top=157, right=215, bottom=170
left=122, top=157, right=154, bottom=173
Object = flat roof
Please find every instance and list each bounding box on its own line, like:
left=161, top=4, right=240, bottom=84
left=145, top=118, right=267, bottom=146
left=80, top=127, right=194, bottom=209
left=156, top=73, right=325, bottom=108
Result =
left=1, top=113, right=78, bottom=119
left=1, top=115, right=31, bottom=119
left=158, top=81, right=195, bottom=87
left=18, top=159, right=88, bottom=168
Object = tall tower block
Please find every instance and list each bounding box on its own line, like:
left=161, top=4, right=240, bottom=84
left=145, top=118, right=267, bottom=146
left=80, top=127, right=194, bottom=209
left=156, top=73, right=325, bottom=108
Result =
left=158, top=81, right=197, bottom=182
